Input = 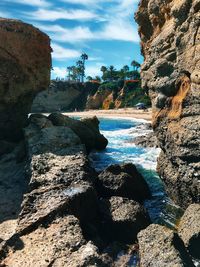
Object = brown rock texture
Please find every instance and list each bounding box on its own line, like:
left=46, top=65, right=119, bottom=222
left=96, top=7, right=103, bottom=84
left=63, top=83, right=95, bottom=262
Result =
left=178, top=204, right=200, bottom=259
left=0, top=18, right=51, bottom=141
left=86, top=87, right=112, bottom=109
left=32, top=81, right=100, bottom=112
left=137, top=224, right=194, bottom=267
left=135, top=0, right=200, bottom=208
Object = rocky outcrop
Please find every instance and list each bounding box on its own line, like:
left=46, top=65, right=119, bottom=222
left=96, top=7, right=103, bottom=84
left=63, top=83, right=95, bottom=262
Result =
left=0, top=114, right=108, bottom=266
left=137, top=224, right=194, bottom=267
left=86, top=87, right=112, bottom=110
left=135, top=0, right=200, bottom=208
left=32, top=81, right=99, bottom=112
left=178, top=204, right=200, bottom=259
left=97, top=163, right=151, bottom=202
left=100, top=196, right=151, bottom=243
left=48, top=113, right=108, bottom=153
left=0, top=18, right=51, bottom=141
left=0, top=114, right=151, bottom=265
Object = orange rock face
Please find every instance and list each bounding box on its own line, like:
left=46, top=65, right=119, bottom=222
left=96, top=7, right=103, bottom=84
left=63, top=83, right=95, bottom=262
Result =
left=135, top=0, right=200, bottom=208
left=0, top=18, right=51, bottom=141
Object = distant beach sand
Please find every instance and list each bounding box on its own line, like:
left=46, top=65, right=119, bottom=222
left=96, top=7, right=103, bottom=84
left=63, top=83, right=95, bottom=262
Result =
left=63, top=108, right=152, bottom=121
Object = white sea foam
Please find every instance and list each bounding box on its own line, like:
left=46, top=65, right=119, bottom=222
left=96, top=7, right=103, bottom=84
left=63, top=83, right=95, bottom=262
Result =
left=90, top=117, right=184, bottom=227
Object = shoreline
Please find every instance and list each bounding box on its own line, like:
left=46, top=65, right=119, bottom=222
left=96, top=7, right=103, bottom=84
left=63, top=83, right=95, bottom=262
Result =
left=62, top=108, right=152, bottom=122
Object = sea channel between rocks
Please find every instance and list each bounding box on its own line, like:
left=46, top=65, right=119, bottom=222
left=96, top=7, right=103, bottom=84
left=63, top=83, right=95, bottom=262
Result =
left=83, top=116, right=184, bottom=229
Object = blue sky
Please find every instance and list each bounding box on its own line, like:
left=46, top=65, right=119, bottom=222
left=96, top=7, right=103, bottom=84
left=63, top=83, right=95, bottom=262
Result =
left=1, top=0, right=142, bottom=79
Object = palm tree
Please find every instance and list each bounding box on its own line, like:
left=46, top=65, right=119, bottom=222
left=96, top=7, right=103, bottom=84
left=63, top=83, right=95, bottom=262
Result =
left=123, top=65, right=129, bottom=80
left=95, top=76, right=101, bottom=82
left=71, top=66, right=78, bottom=81
left=100, top=66, right=108, bottom=81
left=76, top=60, right=84, bottom=82
left=109, top=65, right=115, bottom=81
left=81, top=53, right=88, bottom=82
left=100, top=66, right=107, bottom=74
left=86, top=76, right=93, bottom=81
left=67, top=66, right=73, bottom=81
left=131, top=60, right=140, bottom=71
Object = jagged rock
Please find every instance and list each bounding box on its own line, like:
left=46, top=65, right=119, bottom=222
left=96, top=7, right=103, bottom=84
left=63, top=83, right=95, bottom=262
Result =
left=100, top=196, right=150, bottom=243
left=97, top=163, right=151, bottom=202
left=135, top=0, right=200, bottom=208
left=24, top=113, right=84, bottom=156
left=102, top=92, right=115, bottom=110
left=59, top=241, right=110, bottom=267
left=81, top=116, right=108, bottom=150
left=2, top=216, right=86, bottom=267
left=48, top=113, right=108, bottom=153
left=0, top=113, right=108, bottom=265
left=133, top=132, right=158, bottom=148
left=29, top=153, right=96, bottom=189
left=137, top=224, right=194, bottom=267
left=86, top=88, right=112, bottom=110
left=178, top=204, right=200, bottom=259
left=17, top=184, right=98, bottom=235
left=32, top=81, right=100, bottom=112
left=32, top=81, right=83, bottom=112
left=0, top=18, right=51, bottom=141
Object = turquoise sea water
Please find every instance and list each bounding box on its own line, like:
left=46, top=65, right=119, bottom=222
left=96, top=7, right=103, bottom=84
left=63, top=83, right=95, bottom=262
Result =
left=89, top=117, right=183, bottom=228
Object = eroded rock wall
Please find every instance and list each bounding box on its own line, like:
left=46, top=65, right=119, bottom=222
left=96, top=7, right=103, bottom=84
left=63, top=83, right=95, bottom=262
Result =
left=135, top=0, right=200, bottom=208
left=32, top=81, right=100, bottom=112
left=0, top=18, right=51, bottom=141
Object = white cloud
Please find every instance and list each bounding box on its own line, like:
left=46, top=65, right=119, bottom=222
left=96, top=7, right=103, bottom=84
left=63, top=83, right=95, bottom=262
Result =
left=60, top=0, right=114, bottom=7
left=0, top=11, right=12, bottom=18
left=88, top=56, right=103, bottom=62
left=36, top=20, right=139, bottom=43
left=34, top=0, right=139, bottom=43
left=85, top=65, right=102, bottom=78
left=51, top=63, right=102, bottom=79
left=98, top=19, right=139, bottom=42
left=23, top=8, right=98, bottom=21
left=36, top=23, right=95, bottom=43
left=2, top=0, right=50, bottom=7
left=51, top=43, right=80, bottom=60
left=51, top=67, right=66, bottom=79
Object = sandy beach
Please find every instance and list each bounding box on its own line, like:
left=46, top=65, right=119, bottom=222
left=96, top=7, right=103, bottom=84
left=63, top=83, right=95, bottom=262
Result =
left=63, top=108, right=152, bottom=121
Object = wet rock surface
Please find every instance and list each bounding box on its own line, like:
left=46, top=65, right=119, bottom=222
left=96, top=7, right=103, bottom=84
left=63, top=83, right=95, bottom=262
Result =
left=133, top=132, right=158, bottom=148
left=136, top=0, right=200, bottom=208
left=0, top=18, right=51, bottom=141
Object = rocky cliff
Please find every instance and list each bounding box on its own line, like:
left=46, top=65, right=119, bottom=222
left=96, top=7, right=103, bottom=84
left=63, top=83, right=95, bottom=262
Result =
left=0, top=18, right=51, bottom=141
left=135, top=0, right=200, bottom=208
left=32, top=81, right=100, bottom=112
left=0, top=114, right=152, bottom=266
left=32, top=80, right=151, bottom=112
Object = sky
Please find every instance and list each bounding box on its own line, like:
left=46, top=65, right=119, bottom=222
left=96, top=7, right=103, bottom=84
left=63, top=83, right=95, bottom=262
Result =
left=1, top=0, right=142, bottom=79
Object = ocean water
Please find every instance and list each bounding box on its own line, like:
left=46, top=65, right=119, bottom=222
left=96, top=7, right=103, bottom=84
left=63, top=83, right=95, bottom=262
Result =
left=89, top=117, right=183, bottom=228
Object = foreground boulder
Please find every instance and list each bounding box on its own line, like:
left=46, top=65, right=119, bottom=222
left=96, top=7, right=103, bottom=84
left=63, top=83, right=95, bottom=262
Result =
left=48, top=113, right=108, bottom=152
left=0, top=113, right=116, bottom=265
left=97, top=163, right=151, bottom=202
left=138, top=224, right=194, bottom=267
left=100, top=196, right=150, bottom=243
left=178, top=204, right=200, bottom=259
left=25, top=114, right=83, bottom=156
left=0, top=18, right=51, bottom=141
left=135, top=0, right=200, bottom=208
